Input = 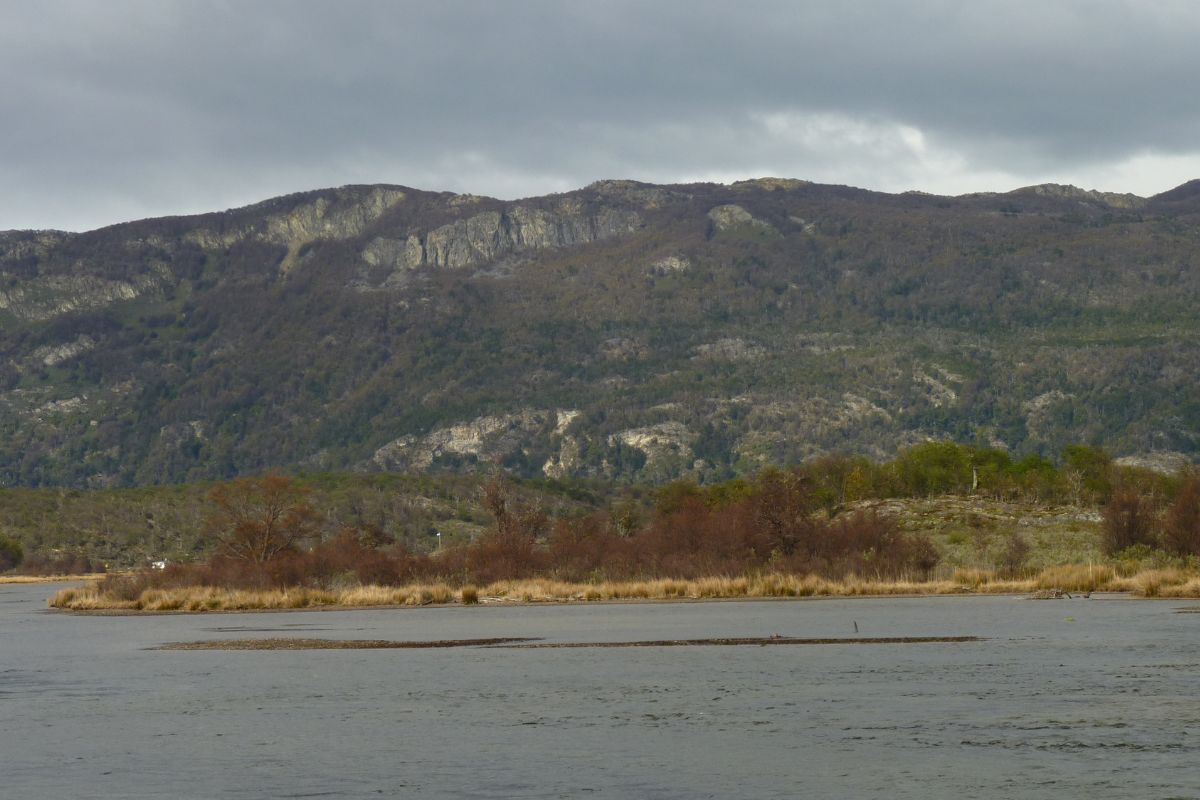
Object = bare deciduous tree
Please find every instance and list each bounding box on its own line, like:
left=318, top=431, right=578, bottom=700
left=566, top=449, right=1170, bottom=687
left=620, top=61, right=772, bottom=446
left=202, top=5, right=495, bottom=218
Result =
left=1163, top=476, right=1200, bottom=557
left=1101, top=488, right=1155, bottom=555
left=207, top=474, right=321, bottom=563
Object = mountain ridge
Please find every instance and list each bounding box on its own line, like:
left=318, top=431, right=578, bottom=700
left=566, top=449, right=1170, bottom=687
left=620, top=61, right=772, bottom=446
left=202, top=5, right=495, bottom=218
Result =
left=1, top=177, right=1198, bottom=487
left=9, top=176, right=1197, bottom=237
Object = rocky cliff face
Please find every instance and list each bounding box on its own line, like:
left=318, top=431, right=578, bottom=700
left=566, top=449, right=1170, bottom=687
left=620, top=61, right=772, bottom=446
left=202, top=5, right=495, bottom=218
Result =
left=362, top=203, right=642, bottom=272
left=184, top=186, right=408, bottom=252
left=0, top=268, right=173, bottom=322
left=185, top=186, right=409, bottom=272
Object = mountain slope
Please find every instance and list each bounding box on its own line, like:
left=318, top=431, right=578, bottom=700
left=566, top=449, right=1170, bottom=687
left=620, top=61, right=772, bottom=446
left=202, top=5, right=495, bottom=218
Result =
left=2, top=178, right=1198, bottom=487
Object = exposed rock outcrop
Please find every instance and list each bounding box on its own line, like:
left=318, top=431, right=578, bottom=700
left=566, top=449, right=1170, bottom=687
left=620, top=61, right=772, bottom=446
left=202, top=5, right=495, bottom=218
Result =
left=732, top=392, right=898, bottom=466
left=693, top=337, right=766, bottom=362
left=186, top=186, right=408, bottom=268
left=541, top=411, right=584, bottom=478
left=362, top=204, right=642, bottom=272
left=1009, top=184, right=1146, bottom=210
left=609, top=421, right=695, bottom=474
left=649, top=255, right=690, bottom=274
left=33, top=335, right=97, bottom=367
left=541, top=435, right=582, bottom=480
left=371, top=408, right=580, bottom=471
left=707, top=204, right=776, bottom=234
left=586, top=179, right=679, bottom=209
left=732, top=177, right=809, bottom=192
left=1114, top=451, right=1191, bottom=475
left=913, top=366, right=962, bottom=408
left=0, top=230, right=73, bottom=264
left=362, top=235, right=424, bottom=272
left=841, top=393, right=893, bottom=423
left=0, top=269, right=169, bottom=322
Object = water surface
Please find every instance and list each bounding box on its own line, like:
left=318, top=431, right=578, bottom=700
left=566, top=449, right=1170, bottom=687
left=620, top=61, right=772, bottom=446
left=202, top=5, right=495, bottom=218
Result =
left=3, top=584, right=1198, bottom=798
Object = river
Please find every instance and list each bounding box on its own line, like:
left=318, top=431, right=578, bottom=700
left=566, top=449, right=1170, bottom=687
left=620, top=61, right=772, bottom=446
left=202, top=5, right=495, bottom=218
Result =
left=2, top=582, right=1198, bottom=798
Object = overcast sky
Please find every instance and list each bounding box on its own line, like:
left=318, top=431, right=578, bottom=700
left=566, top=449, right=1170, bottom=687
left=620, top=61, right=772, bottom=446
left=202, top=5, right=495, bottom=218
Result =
left=3, top=0, right=1199, bottom=231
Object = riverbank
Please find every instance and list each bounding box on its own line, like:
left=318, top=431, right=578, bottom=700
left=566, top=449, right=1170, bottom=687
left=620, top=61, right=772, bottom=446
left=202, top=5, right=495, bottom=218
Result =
left=46, top=565, right=1200, bottom=612
left=1, top=573, right=107, bottom=585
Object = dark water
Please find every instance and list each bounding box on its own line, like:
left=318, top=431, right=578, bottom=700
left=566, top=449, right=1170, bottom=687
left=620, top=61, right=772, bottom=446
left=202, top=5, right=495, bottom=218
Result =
left=3, top=584, right=1199, bottom=799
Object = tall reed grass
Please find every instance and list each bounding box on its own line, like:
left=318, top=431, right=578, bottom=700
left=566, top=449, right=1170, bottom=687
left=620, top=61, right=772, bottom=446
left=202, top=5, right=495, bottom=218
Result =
left=48, top=565, right=1200, bottom=611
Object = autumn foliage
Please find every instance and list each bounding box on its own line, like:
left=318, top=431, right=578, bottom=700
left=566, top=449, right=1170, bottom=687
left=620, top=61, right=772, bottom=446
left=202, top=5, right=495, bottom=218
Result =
left=114, top=470, right=940, bottom=598
left=1102, top=489, right=1156, bottom=554
left=207, top=473, right=321, bottom=563
left=1163, top=476, right=1200, bottom=556
left=1098, top=472, right=1200, bottom=558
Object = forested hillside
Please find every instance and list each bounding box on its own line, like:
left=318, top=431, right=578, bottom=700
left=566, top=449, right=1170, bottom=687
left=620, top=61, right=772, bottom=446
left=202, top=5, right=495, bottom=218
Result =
left=2, top=177, right=1199, bottom=487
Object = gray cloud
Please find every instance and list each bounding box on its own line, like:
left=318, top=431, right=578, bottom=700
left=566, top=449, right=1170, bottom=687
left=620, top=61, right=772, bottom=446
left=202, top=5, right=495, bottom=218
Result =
left=3, top=0, right=1198, bottom=231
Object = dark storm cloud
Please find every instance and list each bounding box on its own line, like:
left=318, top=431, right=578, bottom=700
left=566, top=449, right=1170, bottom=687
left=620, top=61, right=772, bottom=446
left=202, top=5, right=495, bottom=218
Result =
left=3, top=0, right=1198, bottom=231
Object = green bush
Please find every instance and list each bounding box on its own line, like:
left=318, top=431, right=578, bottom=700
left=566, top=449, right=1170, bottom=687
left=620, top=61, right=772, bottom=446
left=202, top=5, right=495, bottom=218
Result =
left=1063, top=444, right=1113, bottom=503
left=894, top=442, right=974, bottom=496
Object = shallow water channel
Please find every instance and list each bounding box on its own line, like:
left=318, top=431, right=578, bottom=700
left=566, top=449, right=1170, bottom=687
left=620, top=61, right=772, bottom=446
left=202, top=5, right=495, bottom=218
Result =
left=3, top=583, right=1199, bottom=799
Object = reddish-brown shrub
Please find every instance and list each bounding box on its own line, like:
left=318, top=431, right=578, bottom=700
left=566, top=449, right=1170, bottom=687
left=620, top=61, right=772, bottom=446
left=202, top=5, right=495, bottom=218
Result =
left=546, top=513, right=633, bottom=581
left=464, top=530, right=545, bottom=583
left=97, top=472, right=943, bottom=593
left=207, top=473, right=321, bottom=563
left=1103, top=489, right=1158, bottom=555
left=17, top=552, right=103, bottom=576
left=1163, top=477, right=1200, bottom=557
left=752, top=468, right=820, bottom=557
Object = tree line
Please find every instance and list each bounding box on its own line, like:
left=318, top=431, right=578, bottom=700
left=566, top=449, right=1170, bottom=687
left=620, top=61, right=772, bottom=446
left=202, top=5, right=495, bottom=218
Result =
left=101, top=468, right=939, bottom=597
left=6, top=440, right=1196, bottom=585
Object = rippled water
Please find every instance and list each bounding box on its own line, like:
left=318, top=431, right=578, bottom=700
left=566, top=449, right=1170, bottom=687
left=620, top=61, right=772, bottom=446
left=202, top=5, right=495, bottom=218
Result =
left=3, top=583, right=1199, bottom=799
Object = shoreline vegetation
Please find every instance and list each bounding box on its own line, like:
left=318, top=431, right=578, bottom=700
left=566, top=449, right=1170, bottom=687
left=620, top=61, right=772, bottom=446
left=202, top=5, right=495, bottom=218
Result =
left=1, top=573, right=107, bottom=585
left=14, top=442, right=1200, bottom=613
left=48, top=564, right=1200, bottom=612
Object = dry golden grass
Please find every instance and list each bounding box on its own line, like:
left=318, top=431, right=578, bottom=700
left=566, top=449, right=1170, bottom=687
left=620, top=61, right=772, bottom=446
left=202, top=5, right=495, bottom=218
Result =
left=951, top=568, right=998, bottom=589
left=47, top=566, right=1200, bottom=611
left=48, top=586, right=133, bottom=610
left=1130, top=569, right=1190, bottom=597
left=0, top=573, right=109, bottom=584
left=1150, top=577, right=1200, bottom=598
left=49, top=582, right=457, bottom=612
left=1031, top=563, right=1119, bottom=593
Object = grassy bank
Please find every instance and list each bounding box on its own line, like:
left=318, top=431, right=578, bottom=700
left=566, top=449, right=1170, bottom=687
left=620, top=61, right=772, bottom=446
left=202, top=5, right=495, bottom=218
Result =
left=1, top=573, right=108, bottom=585
left=47, top=565, right=1200, bottom=612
